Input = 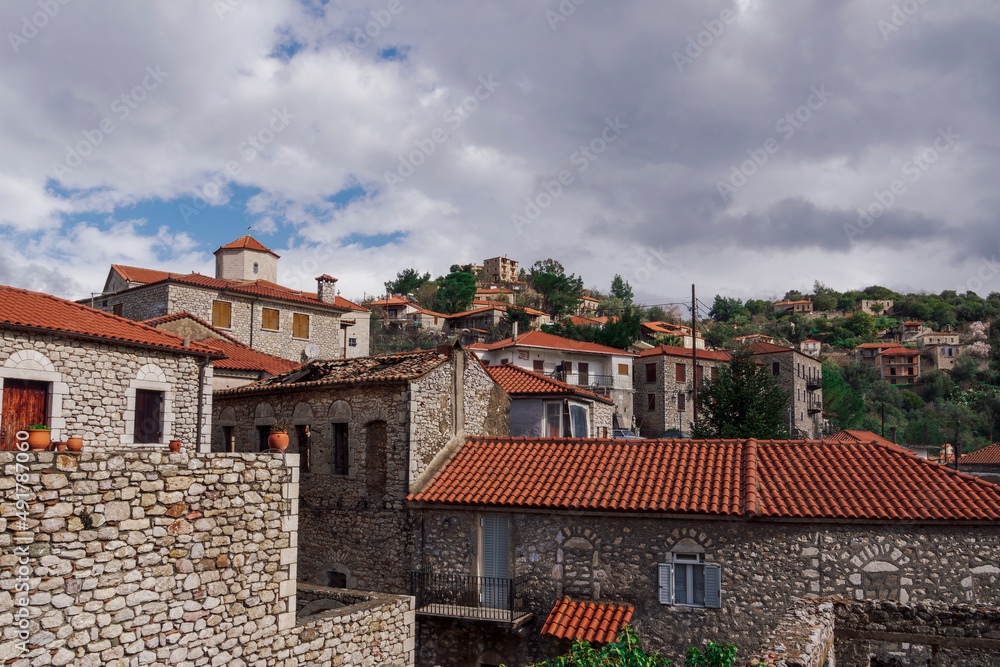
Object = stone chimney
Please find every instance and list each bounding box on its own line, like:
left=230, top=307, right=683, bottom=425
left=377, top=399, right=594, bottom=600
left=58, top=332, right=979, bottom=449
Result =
left=316, top=275, right=338, bottom=304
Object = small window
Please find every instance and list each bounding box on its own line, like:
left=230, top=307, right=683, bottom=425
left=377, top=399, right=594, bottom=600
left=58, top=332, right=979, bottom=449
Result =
left=293, top=313, right=310, bottom=339
left=213, top=300, right=232, bottom=329
left=258, top=425, right=273, bottom=453
left=533, top=360, right=545, bottom=372
left=262, top=308, right=280, bottom=331
left=348, top=337, right=357, bottom=347
left=296, top=424, right=311, bottom=472
left=647, top=393, right=655, bottom=411
left=569, top=404, right=589, bottom=438
left=501, top=358, right=509, bottom=365
left=134, top=390, right=163, bottom=444
left=675, top=363, right=685, bottom=382
left=618, top=363, right=629, bottom=376
left=332, top=423, right=349, bottom=475
left=545, top=403, right=562, bottom=438
left=112, top=303, right=123, bottom=317
left=677, top=394, right=685, bottom=412
left=658, top=554, right=721, bottom=608
left=772, top=362, right=780, bottom=376
left=221, top=425, right=235, bottom=453
left=645, top=363, right=656, bottom=383
left=253, top=262, right=259, bottom=274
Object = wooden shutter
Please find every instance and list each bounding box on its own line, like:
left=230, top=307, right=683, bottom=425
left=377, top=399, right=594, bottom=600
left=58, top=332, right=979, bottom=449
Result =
left=481, top=515, right=509, bottom=579
left=212, top=301, right=231, bottom=328
left=293, top=314, right=310, bottom=339
left=1, top=380, right=49, bottom=451
left=675, top=363, right=685, bottom=382
left=646, top=363, right=656, bottom=383
left=704, top=564, right=722, bottom=608
left=262, top=308, right=279, bottom=330
left=657, top=563, right=673, bottom=605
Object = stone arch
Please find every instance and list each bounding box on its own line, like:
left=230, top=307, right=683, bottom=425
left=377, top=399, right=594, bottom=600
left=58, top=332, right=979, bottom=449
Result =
left=136, top=363, right=167, bottom=384
left=3, top=349, right=56, bottom=373
left=665, top=528, right=716, bottom=554
left=476, top=649, right=507, bottom=667
left=355, top=403, right=391, bottom=427
left=327, top=399, right=351, bottom=422
left=125, top=363, right=174, bottom=446
left=214, top=407, right=237, bottom=453
left=254, top=401, right=275, bottom=423
left=292, top=402, right=313, bottom=423
left=555, top=526, right=603, bottom=599
left=849, top=541, right=909, bottom=602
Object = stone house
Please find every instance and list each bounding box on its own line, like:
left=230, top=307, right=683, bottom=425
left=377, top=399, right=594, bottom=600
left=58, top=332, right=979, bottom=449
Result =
left=483, top=255, right=518, bottom=283
left=484, top=363, right=615, bottom=438
left=853, top=342, right=897, bottom=366
left=210, top=344, right=509, bottom=595
left=773, top=299, right=814, bottom=314
left=875, top=347, right=921, bottom=386
left=406, top=436, right=1000, bottom=667
left=639, top=321, right=705, bottom=349
left=88, top=235, right=371, bottom=362
left=746, top=341, right=824, bottom=439
left=0, top=284, right=218, bottom=452
left=798, top=339, right=820, bottom=357
left=632, top=345, right=730, bottom=437
left=470, top=330, right=635, bottom=428
left=144, top=311, right=299, bottom=390
left=1, top=448, right=415, bottom=666
left=919, top=331, right=960, bottom=348
left=858, top=299, right=894, bottom=316
left=922, top=342, right=961, bottom=371
left=575, top=295, right=600, bottom=316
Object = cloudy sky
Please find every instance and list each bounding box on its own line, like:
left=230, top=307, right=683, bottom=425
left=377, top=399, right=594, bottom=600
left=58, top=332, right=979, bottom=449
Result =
left=1, top=0, right=998, bottom=307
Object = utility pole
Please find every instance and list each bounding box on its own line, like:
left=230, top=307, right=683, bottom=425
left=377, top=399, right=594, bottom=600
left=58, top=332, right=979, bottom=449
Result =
left=691, top=284, right=697, bottom=431
left=881, top=403, right=885, bottom=438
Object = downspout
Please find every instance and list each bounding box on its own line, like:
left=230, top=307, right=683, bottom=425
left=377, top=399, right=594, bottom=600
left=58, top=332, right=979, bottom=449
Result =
left=196, top=353, right=208, bottom=452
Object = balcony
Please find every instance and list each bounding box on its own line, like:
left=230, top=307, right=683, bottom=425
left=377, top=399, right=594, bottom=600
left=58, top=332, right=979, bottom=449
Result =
left=410, top=568, right=532, bottom=629
left=806, top=376, right=822, bottom=391
left=808, top=402, right=823, bottom=415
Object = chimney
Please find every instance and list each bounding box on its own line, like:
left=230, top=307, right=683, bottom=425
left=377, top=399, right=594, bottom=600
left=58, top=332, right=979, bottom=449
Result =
left=512, top=321, right=518, bottom=343
left=316, top=275, right=338, bottom=304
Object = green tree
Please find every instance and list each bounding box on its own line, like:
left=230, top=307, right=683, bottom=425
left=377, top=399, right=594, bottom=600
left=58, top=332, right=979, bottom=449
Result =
left=434, top=268, right=477, bottom=314
left=646, top=305, right=670, bottom=322
left=709, top=296, right=746, bottom=322
left=685, top=643, right=738, bottom=667
left=610, top=274, right=634, bottom=304
left=594, top=307, right=642, bottom=351
left=534, top=272, right=584, bottom=319
left=745, top=299, right=770, bottom=315
left=384, top=268, right=431, bottom=296
left=844, top=311, right=877, bottom=338
left=523, top=625, right=672, bottom=667
left=692, top=346, right=790, bottom=439
left=599, top=295, right=626, bottom=317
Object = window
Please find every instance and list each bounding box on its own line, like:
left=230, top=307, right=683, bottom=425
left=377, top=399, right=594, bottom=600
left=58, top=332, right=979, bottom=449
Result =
left=257, top=425, right=273, bottom=452
left=677, top=394, right=685, bottom=412
left=481, top=360, right=490, bottom=366
left=695, top=364, right=703, bottom=386
left=563, top=361, right=573, bottom=374
left=213, top=301, right=232, bottom=329
left=262, top=308, right=280, bottom=331
left=658, top=553, right=721, bottom=608
left=296, top=424, right=311, bottom=472
left=578, top=362, right=589, bottom=385
left=221, top=426, right=235, bottom=453
left=647, top=393, right=655, bottom=411
left=545, top=403, right=562, bottom=438
left=675, top=363, right=685, bottom=382
left=327, top=571, right=347, bottom=588
left=293, top=313, right=310, bottom=339
left=533, top=360, right=545, bottom=372
left=618, top=363, right=629, bottom=376
left=112, top=303, right=123, bottom=317
left=646, top=363, right=657, bottom=383
left=349, top=337, right=357, bottom=347
left=772, top=362, right=780, bottom=376
left=569, top=404, right=588, bottom=438
left=500, top=358, right=509, bottom=365
left=134, top=390, right=163, bottom=444
left=480, top=515, right=510, bottom=609
left=253, top=262, right=259, bottom=274
left=331, top=423, right=349, bottom=475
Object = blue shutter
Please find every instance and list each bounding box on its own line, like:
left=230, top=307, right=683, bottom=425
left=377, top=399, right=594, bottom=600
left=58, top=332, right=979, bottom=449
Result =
left=704, top=564, right=721, bottom=608
left=481, top=516, right=497, bottom=578
left=658, top=563, right=673, bottom=605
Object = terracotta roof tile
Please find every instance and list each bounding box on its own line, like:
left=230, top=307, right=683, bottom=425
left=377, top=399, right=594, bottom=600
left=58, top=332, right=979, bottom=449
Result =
left=541, top=599, right=634, bottom=644
left=197, top=338, right=300, bottom=375
left=962, top=443, right=1000, bottom=465
left=477, top=330, right=637, bottom=356
left=409, top=437, right=1000, bottom=521
left=143, top=311, right=243, bottom=344
left=822, top=430, right=910, bottom=454
left=639, top=345, right=730, bottom=361
left=485, top=364, right=614, bottom=405
left=880, top=347, right=921, bottom=356
left=217, top=347, right=452, bottom=395
left=214, top=235, right=280, bottom=257
left=0, top=285, right=221, bottom=357
left=111, top=264, right=179, bottom=284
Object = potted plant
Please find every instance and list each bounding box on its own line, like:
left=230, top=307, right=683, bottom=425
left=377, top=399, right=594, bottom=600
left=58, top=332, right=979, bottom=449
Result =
left=26, top=425, right=51, bottom=451
left=268, top=424, right=289, bottom=453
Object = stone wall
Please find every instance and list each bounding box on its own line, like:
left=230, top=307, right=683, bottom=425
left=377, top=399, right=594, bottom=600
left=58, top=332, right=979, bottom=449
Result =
left=0, top=330, right=211, bottom=450
left=343, top=311, right=372, bottom=359
left=632, top=354, right=724, bottom=437
left=752, top=598, right=835, bottom=667
left=0, top=450, right=414, bottom=666
left=752, top=348, right=822, bottom=439
left=411, top=509, right=1000, bottom=666
left=592, top=400, right=615, bottom=438
left=99, top=283, right=170, bottom=322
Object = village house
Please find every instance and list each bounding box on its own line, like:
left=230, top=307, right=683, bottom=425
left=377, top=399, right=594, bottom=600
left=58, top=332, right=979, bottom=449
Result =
left=475, top=287, right=516, bottom=302
left=876, top=346, right=921, bottom=386
left=88, top=235, right=371, bottom=363
left=369, top=295, right=423, bottom=322
left=773, top=299, right=814, bottom=314
left=485, top=363, right=615, bottom=439
left=631, top=345, right=730, bottom=437
left=0, top=284, right=218, bottom=451
left=746, top=341, right=824, bottom=439
left=853, top=342, right=899, bottom=366
left=403, top=308, right=450, bottom=332
left=143, top=311, right=299, bottom=390
left=922, top=342, right=961, bottom=371
left=483, top=255, right=519, bottom=283
left=960, top=442, right=1000, bottom=485
left=210, top=344, right=509, bottom=595
left=898, top=320, right=925, bottom=341
left=470, top=330, right=636, bottom=428
left=799, top=339, right=821, bottom=357
left=406, top=436, right=1000, bottom=666
left=639, top=321, right=705, bottom=349
left=918, top=331, right=960, bottom=348
left=858, top=299, right=894, bottom=315
left=734, top=334, right=776, bottom=346
left=576, top=295, right=600, bottom=317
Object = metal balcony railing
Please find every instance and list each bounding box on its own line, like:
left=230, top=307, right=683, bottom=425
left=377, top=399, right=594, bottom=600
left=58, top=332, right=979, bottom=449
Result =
left=410, top=568, right=531, bottom=626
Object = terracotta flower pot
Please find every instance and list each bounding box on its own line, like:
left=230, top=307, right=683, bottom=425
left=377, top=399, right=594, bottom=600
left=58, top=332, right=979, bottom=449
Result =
left=27, top=428, right=51, bottom=451
left=66, top=437, right=83, bottom=452
left=169, top=440, right=182, bottom=452
left=55, top=442, right=67, bottom=452
left=268, top=431, right=289, bottom=452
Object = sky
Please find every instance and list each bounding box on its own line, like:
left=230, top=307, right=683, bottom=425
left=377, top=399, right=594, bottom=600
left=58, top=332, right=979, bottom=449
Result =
left=1, top=0, right=999, bottom=307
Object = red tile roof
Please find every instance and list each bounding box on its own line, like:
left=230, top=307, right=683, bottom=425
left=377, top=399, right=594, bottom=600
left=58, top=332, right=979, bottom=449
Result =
left=485, top=364, right=614, bottom=405
left=745, top=341, right=797, bottom=354
left=214, top=235, right=280, bottom=258
left=822, top=430, right=911, bottom=454
left=143, top=311, right=242, bottom=344
left=474, top=330, right=637, bottom=356
left=962, top=443, right=1000, bottom=465
left=316, top=274, right=337, bottom=281
left=409, top=437, right=1000, bottom=520
left=111, top=264, right=179, bottom=284
left=880, top=347, right=921, bottom=356
left=774, top=300, right=813, bottom=306
left=367, top=296, right=417, bottom=307
left=0, top=285, right=221, bottom=357
left=642, top=321, right=703, bottom=337
left=197, top=338, right=300, bottom=375
left=639, top=345, right=730, bottom=361
left=541, top=599, right=634, bottom=644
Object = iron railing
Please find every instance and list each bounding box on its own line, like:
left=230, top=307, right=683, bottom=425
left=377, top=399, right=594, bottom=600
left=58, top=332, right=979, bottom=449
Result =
left=410, top=568, right=529, bottom=623
left=548, top=371, right=615, bottom=389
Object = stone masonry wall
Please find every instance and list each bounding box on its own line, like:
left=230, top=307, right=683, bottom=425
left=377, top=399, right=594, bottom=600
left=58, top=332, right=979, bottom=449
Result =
left=99, top=283, right=170, bottom=323
left=412, top=509, right=1000, bottom=667
left=0, top=450, right=414, bottom=666
left=0, top=330, right=211, bottom=450
left=633, top=354, right=724, bottom=437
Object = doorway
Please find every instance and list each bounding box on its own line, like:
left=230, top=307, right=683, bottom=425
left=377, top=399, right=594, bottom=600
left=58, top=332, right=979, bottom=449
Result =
left=1, top=380, right=50, bottom=451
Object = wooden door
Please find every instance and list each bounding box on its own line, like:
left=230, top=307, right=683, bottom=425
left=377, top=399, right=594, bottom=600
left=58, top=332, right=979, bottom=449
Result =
left=1, top=380, right=49, bottom=451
